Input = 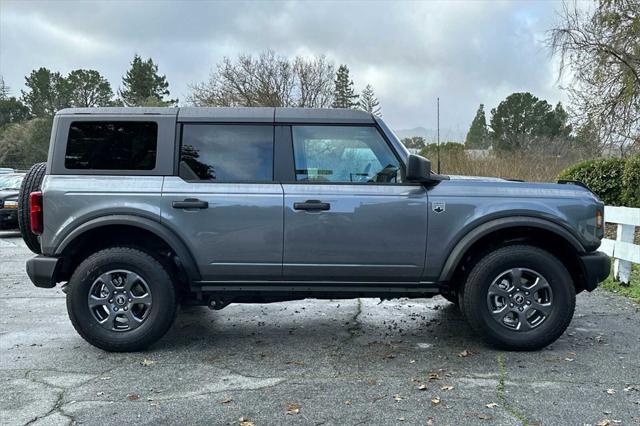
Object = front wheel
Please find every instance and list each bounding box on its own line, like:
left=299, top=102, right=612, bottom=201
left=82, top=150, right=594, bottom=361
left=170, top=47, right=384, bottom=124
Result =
left=461, top=245, right=575, bottom=351
left=66, top=247, right=178, bottom=352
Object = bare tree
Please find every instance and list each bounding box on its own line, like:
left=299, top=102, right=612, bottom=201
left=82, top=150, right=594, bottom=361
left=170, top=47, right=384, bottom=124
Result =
left=188, top=50, right=334, bottom=108
left=548, top=0, right=639, bottom=155
left=293, top=56, right=335, bottom=108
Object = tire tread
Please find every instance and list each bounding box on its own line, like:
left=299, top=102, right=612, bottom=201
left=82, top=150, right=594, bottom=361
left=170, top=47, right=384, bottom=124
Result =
left=461, top=244, right=575, bottom=351
left=18, top=162, right=46, bottom=253
left=67, top=246, right=178, bottom=352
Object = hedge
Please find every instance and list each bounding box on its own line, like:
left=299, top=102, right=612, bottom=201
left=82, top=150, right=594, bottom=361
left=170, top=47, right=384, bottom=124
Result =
left=557, top=157, right=627, bottom=206
left=622, top=155, right=640, bottom=208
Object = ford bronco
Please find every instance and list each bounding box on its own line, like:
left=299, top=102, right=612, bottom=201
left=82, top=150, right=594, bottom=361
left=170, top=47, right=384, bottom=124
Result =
left=20, top=107, right=610, bottom=352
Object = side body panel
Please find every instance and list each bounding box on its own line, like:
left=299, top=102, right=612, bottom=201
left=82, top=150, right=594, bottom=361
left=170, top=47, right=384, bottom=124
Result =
left=423, top=179, right=603, bottom=281
left=160, top=177, right=284, bottom=281
left=40, top=175, right=165, bottom=255
left=282, top=184, right=428, bottom=281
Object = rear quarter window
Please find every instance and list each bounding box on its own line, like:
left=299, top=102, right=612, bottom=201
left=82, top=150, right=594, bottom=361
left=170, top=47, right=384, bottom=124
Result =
left=65, top=121, right=158, bottom=170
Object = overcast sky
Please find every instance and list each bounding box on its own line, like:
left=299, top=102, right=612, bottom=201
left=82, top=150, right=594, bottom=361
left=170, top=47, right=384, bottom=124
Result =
left=0, top=0, right=573, bottom=141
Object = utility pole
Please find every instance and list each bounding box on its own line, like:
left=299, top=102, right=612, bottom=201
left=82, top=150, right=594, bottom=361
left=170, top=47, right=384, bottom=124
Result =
left=437, top=97, right=441, bottom=174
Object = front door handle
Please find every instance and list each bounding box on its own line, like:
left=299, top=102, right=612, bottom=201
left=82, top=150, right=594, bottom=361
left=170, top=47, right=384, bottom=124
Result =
left=172, top=198, right=209, bottom=209
left=293, top=200, right=330, bottom=211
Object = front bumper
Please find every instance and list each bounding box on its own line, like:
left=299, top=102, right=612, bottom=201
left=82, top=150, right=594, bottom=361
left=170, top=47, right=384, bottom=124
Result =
left=579, top=251, right=610, bottom=291
left=26, top=255, right=62, bottom=288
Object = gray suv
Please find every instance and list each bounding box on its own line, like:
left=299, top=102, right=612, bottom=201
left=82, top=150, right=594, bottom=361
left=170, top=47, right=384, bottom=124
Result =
left=21, top=107, right=610, bottom=352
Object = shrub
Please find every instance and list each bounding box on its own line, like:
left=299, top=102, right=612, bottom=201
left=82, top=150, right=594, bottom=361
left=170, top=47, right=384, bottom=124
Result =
left=622, top=155, right=640, bottom=208
left=557, top=158, right=626, bottom=205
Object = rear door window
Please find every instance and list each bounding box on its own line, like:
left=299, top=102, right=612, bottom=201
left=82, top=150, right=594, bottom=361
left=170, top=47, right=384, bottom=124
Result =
left=65, top=121, right=158, bottom=170
left=179, top=124, right=274, bottom=182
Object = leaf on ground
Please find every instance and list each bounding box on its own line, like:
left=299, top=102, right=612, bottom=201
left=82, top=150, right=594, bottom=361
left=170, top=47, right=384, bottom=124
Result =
left=220, top=396, right=233, bottom=404
left=141, top=358, right=156, bottom=366
left=440, top=385, right=454, bottom=391
left=485, top=402, right=499, bottom=408
left=431, top=397, right=441, bottom=406
left=239, top=417, right=255, bottom=426
left=285, top=402, right=300, bottom=415
left=458, top=350, right=473, bottom=358
left=127, top=393, right=140, bottom=401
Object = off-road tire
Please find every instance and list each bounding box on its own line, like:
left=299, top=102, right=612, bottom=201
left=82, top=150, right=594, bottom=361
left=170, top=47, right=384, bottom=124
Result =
left=18, top=162, right=46, bottom=253
left=67, top=247, right=178, bottom=352
left=461, top=245, right=575, bottom=351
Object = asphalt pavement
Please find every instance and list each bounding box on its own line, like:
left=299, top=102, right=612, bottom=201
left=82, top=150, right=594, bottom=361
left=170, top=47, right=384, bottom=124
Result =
left=1, top=230, right=639, bottom=425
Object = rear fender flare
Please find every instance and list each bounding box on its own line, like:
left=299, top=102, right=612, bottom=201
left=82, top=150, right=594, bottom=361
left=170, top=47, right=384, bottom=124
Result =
left=55, top=214, right=201, bottom=282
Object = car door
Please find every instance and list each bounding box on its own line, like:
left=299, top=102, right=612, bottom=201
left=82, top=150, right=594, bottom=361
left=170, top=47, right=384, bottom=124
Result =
left=161, top=123, right=283, bottom=281
left=282, top=125, right=428, bottom=282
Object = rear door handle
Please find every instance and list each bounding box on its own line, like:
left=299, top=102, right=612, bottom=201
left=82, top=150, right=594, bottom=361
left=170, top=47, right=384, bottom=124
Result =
left=172, top=198, right=209, bottom=209
left=293, top=200, right=331, bottom=211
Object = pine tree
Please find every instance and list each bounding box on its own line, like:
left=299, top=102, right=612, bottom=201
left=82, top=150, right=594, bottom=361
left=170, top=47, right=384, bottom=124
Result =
left=332, top=65, right=358, bottom=108
left=465, top=104, right=489, bottom=149
left=119, top=54, right=177, bottom=106
left=359, top=84, right=381, bottom=116
left=0, top=77, right=9, bottom=99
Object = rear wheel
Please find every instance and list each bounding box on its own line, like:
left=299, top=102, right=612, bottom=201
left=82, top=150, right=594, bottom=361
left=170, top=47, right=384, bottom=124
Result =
left=18, top=162, right=46, bottom=253
left=66, top=247, right=178, bottom=352
left=461, top=245, right=575, bottom=350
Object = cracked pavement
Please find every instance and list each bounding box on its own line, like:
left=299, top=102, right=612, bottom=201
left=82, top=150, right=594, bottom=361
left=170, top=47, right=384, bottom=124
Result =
left=1, top=230, right=639, bottom=425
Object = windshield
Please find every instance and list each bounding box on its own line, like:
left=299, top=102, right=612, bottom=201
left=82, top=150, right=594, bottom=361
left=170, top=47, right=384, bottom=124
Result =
left=0, top=174, right=24, bottom=190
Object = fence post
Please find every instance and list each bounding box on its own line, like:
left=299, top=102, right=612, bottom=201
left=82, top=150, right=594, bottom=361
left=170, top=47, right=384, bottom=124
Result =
left=614, top=223, right=635, bottom=284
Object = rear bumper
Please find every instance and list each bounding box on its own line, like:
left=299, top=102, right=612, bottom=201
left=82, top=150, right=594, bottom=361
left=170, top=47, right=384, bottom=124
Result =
left=579, top=251, right=610, bottom=291
left=26, top=255, right=61, bottom=288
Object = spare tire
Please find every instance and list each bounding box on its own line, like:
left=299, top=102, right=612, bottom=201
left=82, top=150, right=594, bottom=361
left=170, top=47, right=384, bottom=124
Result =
left=18, top=162, right=46, bottom=254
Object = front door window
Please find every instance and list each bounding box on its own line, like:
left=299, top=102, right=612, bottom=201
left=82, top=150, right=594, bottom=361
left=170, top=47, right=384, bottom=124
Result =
left=292, top=126, right=402, bottom=183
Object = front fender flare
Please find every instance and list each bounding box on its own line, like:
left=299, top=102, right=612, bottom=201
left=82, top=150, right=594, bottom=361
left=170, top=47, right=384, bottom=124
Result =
left=55, top=214, right=201, bottom=281
left=438, top=216, right=586, bottom=282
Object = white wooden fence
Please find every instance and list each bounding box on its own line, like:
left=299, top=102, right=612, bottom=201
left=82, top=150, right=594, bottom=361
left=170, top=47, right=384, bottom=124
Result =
left=600, top=206, right=640, bottom=284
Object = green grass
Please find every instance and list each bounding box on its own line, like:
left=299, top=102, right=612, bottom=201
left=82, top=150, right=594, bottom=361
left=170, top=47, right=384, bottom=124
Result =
left=599, top=263, right=640, bottom=303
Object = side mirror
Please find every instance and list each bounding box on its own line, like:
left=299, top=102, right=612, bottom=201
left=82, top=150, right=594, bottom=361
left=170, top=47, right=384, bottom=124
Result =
left=406, top=154, right=431, bottom=182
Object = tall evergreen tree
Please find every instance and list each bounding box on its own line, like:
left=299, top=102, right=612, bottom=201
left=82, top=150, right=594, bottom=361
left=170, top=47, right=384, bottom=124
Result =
left=359, top=84, right=381, bottom=116
left=489, top=92, right=571, bottom=152
left=332, top=65, right=358, bottom=109
left=0, top=77, right=9, bottom=99
left=119, top=54, right=176, bottom=106
left=465, top=104, right=489, bottom=149
left=21, top=68, right=71, bottom=116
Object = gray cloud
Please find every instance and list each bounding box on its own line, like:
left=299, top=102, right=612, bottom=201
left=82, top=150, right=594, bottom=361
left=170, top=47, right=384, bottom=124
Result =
left=0, top=0, right=568, bottom=140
